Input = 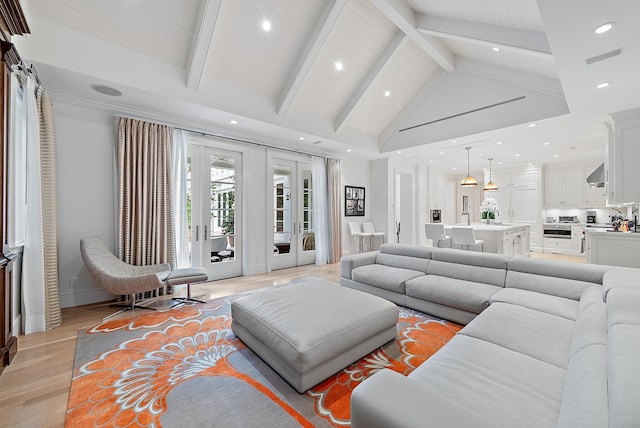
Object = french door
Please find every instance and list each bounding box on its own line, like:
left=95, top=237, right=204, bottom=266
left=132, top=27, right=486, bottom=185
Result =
left=270, top=158, right=316, bottom=270
left=188, top=145, right=242, bottom=280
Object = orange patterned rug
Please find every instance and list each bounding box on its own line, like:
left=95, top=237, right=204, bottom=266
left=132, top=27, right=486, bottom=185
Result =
left=66, top=286, right=461, bottom=427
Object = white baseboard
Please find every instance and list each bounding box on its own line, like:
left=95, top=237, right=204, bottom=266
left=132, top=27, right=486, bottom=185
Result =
left=60, top=288, right=115, bottom=308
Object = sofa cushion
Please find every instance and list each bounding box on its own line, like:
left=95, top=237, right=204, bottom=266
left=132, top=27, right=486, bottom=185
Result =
left=505, top=256, right=607, bottom=300
left=602, top=267, right=640, bottom=302
left=458, top=302, right=574, bottom=369
left=378, top=243, right=435, bottom=259
left=406, top=275, right=501, bottom=314
left=556, top=344, right=608, bottom=428
left=351, top=264, right=424, bottom=294
left=606, top=286, right=640, bottom=328
left=427, top=248, right=508, bottom=287
left=376, top=253, right=429, bottom=273
left=578, top=284, right=604, bottom=313
left=569, top=297, right=607, bottom=358
left=490, top=288, right=579, bottom=321
left=409, top=334, right=565, bottom=428
left=608, top=323, right=640, bottom=428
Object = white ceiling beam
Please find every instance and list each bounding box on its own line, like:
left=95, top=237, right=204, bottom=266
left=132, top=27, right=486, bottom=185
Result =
left=276, top=0, right=347, bottom=116
left=368, top=0, right=454, bottom=72
left=334, top=31, right=407, bottom=133
left=186, top=0, right=222, bottom=90
left=416, top=14, right=552, bottom=59
left=379, top=68, right=447, bottom=147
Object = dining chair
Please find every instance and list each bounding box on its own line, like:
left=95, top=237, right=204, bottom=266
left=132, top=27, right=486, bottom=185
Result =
left=362, top=222, right=385, bottom=250
left=425, top=223, right=450, bottom=248
left=451, top=227, right=484, bottom=252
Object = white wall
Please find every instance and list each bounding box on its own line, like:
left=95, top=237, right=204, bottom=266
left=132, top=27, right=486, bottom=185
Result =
left=340, top=156, right=372, bottom=253
left=56, top=102, right=116, bottom=307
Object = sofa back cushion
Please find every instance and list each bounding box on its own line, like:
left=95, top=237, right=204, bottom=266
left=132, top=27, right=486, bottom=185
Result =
left=427, top=248, right=508, bottom=287
left=375, top=244, right=433, bottom=273
left=505, top=257, right=608, bottom=300
left=556, top=288, right=608, bottom=428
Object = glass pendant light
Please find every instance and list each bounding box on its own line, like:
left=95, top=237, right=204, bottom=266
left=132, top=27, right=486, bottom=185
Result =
left=483, top=158, right=498, bottom=191
left=460, top=147, right=478, bottom=187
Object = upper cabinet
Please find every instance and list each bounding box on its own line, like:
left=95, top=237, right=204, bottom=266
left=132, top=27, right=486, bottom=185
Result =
left=544, top=164, right=606, bottom=207
left=607, top=108, right=640, bottom=205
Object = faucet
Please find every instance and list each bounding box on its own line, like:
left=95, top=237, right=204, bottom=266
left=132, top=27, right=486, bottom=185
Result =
left=461, top=212, right=470, bottom=225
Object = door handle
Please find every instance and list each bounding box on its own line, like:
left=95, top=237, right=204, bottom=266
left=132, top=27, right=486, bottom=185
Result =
left=299, top=222, right=302, bottom=234
left=204, top=225, right=208, bottom=240
left=195, top=225, right=199, bottom=242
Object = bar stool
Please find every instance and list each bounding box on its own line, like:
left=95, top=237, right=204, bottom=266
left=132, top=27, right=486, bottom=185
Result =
left=451, top=226, right=484, bottom=252
left=362, top=222, right=385, bottom=250
left=348, top=222, right=369, bottom=253
left=425, top=223, right=450, bottom=248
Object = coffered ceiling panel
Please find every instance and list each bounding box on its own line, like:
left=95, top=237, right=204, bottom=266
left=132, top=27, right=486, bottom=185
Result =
left=203, top=0, right=324, bottom=99
left=348, top=40, right=439, bottom=136
left=288, top=0, right=397, bottom=119
left=27, top=0, right=201, bottom=66
left=407, top=0, right=543, bottom=30
left=445, top=38, right=558, bottom=79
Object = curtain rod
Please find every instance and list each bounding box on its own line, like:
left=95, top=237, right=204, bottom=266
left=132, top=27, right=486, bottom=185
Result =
left=174, top=126, right=337, bottom=161
left=12, top=61, right=42, bottom=86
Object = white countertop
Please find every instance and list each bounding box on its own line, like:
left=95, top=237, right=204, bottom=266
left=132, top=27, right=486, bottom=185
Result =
left=445, top=223, right=530, bottom=231
left=586, top=228, right=640, bottom=237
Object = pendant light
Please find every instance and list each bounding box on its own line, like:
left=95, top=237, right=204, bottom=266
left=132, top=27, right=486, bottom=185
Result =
left=483, top=158, right=498, bottom=191
left=460, top=147, right=478, bottom=187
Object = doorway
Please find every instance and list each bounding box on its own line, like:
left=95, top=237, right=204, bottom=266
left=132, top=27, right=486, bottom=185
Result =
left=270, top=158, right=316, bottom=270
left=188, top=145, right=242, bottom=280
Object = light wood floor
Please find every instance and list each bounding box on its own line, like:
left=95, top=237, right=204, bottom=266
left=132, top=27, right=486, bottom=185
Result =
left=0, top=263, right=340, bottom=428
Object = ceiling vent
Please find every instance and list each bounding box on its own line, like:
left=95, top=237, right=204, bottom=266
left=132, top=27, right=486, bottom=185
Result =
left=91, top=84, right=122, bottom=96
left=399, top=96, right=526, bottom=133
left=585, top=48, right=622, bottom=65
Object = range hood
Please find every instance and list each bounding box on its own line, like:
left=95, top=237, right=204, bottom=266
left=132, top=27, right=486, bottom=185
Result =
left=587, top=163, right=605, bottom=188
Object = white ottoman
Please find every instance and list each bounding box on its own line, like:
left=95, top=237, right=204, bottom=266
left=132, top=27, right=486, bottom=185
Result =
left=231, top=278, right=399, bottom=393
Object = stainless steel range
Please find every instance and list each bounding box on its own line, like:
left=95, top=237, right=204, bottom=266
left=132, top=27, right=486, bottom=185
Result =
left=543, top=223, right=572, bottom=239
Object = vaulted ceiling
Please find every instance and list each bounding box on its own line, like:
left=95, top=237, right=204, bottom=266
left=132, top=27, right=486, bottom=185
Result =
left=16, top=0, right=640, bottom=171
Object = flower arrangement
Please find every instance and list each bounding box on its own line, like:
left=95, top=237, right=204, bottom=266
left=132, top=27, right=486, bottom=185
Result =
left=480, top=198, right=499, bottom=221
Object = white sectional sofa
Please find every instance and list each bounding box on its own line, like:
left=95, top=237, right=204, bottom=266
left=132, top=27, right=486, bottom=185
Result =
left=340, top=244, right=640, bottom=428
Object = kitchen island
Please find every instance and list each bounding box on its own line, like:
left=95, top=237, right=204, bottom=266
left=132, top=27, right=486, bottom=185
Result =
left=586, top=228, right=640, bottom=268
left=443, top=223, right=530, bottom=256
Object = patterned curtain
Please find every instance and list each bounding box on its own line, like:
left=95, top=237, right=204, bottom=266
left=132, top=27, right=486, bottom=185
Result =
left=116, top=118, right=176, bottom=294
left=326, top=158, right=342, bottom=263
left=37, top=86, right=62, bottom=330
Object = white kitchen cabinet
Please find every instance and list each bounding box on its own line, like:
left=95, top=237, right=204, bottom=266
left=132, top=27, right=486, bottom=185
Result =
left=544, top=167, right=583, bottom=206
left=544, top=164, right=607, bottom=207
left=428, top=167, right=445, bottom=209
left=607, top=108, right=640, bottom=205
left=483, top=168, right=541, bottom=251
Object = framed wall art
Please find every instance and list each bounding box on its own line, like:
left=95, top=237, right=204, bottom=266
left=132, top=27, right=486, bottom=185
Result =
left=345, top=185, right=365, bottom=216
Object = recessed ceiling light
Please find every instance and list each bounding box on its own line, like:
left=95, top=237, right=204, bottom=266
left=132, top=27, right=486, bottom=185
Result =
left=452, top=167, right=457, bottom=170
left=346, top=149, right=352, bottom=152
left=553, top=154, right=559, bottom=158
left=439, top=151, right=444, bottom=155
left=91, top=84, right=122, bottom=96
left=497, top=162, right=502, bottom=165
left=496, top=141, right=503, bottom=145
left=262, top=20, right=272, bottom=32
left=429, top=160, right=433, bottom=163
left=596, top=82, right=610, bottom=89
left=478, top=152, right=483, bottom=156
left=528, top=123, right=537, bottom=127
left=335, top=61, right=344, bottom=71
left=492, top=47, right=500, bottom=52
left=451, top=140, right=457, bottom=143
left=298, top=137, right=305, bottom=141
left=544, top=142, right=550, bottom=145
left=384, top=90, right=391, bottom=97
left=594, top=22, right=614, bottom=34
left=396, top=151, right=402, bottom=154
left=515, top=154, right=521, bottom=157
left=230, top=120, right=238, bottom=124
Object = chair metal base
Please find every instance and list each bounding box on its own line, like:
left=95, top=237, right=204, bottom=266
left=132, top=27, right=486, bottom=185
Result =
left=172, top=283, right=207, bottom=306
left=104, top=295, right=157, bottom=320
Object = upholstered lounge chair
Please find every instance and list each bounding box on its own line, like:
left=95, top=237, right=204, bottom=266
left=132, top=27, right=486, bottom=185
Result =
left=80, top=236, right=208, bottom=319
